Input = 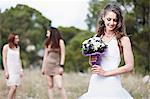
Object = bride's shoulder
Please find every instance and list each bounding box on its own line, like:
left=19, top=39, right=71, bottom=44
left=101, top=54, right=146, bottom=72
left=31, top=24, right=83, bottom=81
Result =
left=120, top=36, right=131, bottom=47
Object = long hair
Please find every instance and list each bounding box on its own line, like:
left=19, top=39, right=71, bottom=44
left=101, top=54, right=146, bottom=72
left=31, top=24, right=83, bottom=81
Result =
left=96, top=3, right=126, bottom=53
left=8, top=32, right=19, bottom=48
left=44, top=27, right=62, bottom=49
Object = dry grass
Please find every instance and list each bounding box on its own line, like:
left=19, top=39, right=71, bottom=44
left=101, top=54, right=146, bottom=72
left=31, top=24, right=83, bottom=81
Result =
left=0, top=69, right=149, bottom=99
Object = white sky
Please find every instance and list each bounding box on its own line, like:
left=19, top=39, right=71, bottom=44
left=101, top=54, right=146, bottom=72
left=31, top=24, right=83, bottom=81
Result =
left=0, top=0, right=90, bottom=30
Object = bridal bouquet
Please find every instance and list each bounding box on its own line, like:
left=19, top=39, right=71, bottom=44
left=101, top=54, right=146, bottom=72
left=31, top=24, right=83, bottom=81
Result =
left=81, top=36, right=107, bottom=65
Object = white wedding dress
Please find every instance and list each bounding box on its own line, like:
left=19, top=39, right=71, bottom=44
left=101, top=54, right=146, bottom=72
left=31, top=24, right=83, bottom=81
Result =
left=79, top=37, right=133, bottom=99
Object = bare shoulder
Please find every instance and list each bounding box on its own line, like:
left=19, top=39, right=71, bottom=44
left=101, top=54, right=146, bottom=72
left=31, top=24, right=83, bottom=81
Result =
left=120, top=36, right=131, bottom=46
left=59, top=39, right=65, bottom=44
left=2, top=44, right=9, bottom=54
left=3, top=44, right=9, bottom=50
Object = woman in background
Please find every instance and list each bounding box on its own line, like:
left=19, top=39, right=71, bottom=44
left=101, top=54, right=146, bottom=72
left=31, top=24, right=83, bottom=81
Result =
left=41, top=27, right=67, bottom=99
left=2, top=32, right=23, bottom=99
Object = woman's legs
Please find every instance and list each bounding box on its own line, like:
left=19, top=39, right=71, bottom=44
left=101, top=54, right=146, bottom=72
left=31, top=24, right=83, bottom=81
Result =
left=47, top=75, right=54, bottom=99
left=8, top=85, right=17, bottom=99
left=12, top=88, right=16, bottom=99
left=54, top=75, right=67, bottom=99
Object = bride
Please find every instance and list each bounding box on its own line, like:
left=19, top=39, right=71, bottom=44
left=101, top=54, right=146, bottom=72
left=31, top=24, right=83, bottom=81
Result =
left=79, top=3, right=134, bottom=99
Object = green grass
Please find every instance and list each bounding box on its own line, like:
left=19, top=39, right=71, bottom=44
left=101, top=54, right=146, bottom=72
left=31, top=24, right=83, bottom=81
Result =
left=0, top=69, right=149, bottom=99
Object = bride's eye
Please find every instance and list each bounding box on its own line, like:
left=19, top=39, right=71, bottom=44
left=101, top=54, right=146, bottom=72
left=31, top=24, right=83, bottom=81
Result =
left=107, top=18, right=111, bottom=21
left=113, top=19, right=118, bottom=22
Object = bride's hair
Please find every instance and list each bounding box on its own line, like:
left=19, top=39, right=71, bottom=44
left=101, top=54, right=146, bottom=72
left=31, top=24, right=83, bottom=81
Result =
left=96, top=3, right=126, bottom=53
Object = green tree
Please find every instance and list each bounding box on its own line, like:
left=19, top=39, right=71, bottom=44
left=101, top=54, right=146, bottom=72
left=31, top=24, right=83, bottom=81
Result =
left=0, top=4, right=51, bottom=68
left=58, top=26, right=82, bottom=44
left=85, top=0, right=111, bottom=31
left=117, top=0, right=150, bottom=74
left=65, top=31, right=94, bottom=72
left=0, top=9, right=2, bottom=69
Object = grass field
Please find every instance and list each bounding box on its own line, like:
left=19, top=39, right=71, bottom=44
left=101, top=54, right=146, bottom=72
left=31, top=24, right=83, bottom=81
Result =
left=0, top=69, right=149, bottom=99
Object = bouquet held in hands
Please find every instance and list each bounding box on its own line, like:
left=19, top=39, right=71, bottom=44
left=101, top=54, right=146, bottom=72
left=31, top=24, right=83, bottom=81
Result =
left=81, top=36, right=107, bottom=66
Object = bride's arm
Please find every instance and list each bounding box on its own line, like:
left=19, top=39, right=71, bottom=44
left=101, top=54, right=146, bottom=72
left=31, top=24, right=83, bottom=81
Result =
left=92, top=36, right=134, bottom=76
left=104, top=36, right=134, bottom=76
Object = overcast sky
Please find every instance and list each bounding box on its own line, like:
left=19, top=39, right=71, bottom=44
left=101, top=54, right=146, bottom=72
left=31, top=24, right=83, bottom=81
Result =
left=0, top=0, right=90, bottom=30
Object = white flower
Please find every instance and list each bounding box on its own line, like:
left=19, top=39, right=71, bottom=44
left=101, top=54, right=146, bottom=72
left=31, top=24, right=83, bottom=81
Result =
left=82, top=40, right=88, bottom=45
left=81, top=36, right=107, bottom=56
left=88, top=38, right=94, bottom=44
left=93, top=42, right=100, bottom=50
left=101, top=43, right=105, bottom=47
left=93, top=37, right=101, bottom=41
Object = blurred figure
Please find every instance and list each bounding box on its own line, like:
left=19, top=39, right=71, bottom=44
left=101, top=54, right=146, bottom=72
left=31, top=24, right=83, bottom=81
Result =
left=41, top=27, right=67, bottom=99
left=2, top=33, right=23, bottom=99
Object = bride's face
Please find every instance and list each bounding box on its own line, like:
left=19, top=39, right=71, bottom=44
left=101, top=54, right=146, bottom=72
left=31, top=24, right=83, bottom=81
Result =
left=46, top=30, right=51, bottom=37
left=103, top=11, right=118, bottom=31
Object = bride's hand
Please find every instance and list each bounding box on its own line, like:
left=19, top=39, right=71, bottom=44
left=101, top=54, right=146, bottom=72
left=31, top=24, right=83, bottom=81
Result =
left=91, top=65, right=106, bottom=76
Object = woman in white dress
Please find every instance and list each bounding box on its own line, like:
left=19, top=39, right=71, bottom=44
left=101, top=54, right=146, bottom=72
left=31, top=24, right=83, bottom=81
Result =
left=79, top=3, right=134, bottom=99
left=2, top=33, right=23, bottom=99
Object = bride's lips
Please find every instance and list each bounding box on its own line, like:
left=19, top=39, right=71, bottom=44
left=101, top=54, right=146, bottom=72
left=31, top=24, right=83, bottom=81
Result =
left=109, top=27, right=114, bottom=29
left=108, top=25, right=116, bottom=28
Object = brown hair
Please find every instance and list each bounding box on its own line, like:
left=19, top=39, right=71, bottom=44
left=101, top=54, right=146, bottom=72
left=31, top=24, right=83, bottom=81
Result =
left=8, top=32, right=19, bottom=48
left=44, top=27, right=62, bottom=49
left=96, top=3, right=126, bottom=53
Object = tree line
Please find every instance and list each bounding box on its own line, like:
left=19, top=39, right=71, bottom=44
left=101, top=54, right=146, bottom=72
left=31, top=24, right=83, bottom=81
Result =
left=0, top=0, right=149, bottom=74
